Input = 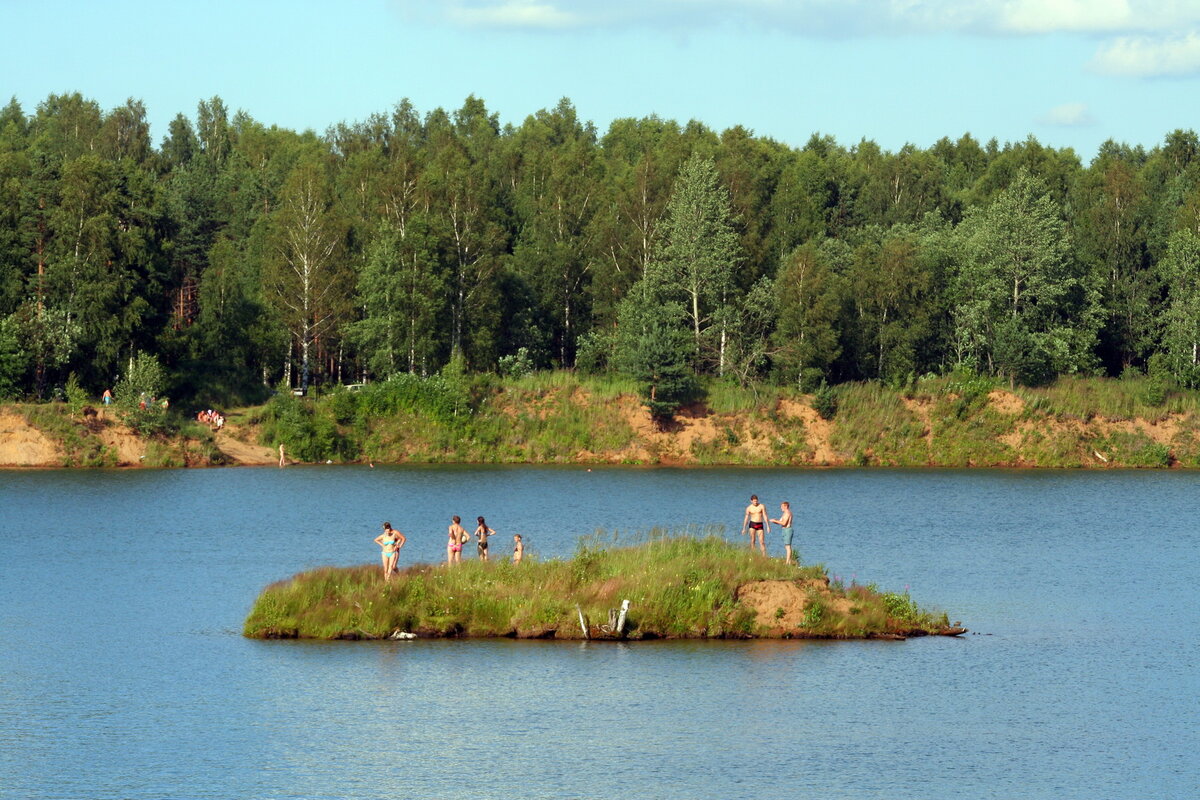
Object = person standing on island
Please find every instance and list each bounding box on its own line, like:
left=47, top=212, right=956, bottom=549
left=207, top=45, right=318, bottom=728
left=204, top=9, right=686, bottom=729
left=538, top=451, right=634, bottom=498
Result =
left=373, top=521, right=406, bottom=581
left=512, top=533, right=523, bottom=564
left=447, top=516, right=468, bottom=565
left=741, top=494, right=770, bottom=555
left=474, top=516, right=496, bottom=562
left=278, top=443, right=286, bottom=468
left=770, top=501, right=795, bottom=565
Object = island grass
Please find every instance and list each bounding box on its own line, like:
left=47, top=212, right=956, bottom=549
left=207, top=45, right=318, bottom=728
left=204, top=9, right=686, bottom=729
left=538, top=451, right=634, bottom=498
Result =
left=243, top=534, right=950, bottom=641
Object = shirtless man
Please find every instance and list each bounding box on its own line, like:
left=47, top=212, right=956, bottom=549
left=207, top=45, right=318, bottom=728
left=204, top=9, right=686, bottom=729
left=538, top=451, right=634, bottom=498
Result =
left=770, top=501, right=795, bottom=565
left=741, top=494, right=770, bottom=555
left=447, top=515, right=468, bottom=565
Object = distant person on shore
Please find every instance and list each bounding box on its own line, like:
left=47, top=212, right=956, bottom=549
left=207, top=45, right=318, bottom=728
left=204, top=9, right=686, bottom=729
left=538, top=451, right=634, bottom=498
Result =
left=741, top=494, right=769, bottom=555
left=474, top=516, right=496, bottom=562
left=770, top=501, right=795, bottom=565
left=278, top=443, right=286, bottom=468
left=448, top=515, right=468, bottom=564
left=374, top=521, right=406, bottom=581
left=102, top=388, right=113, bottom=406
left=512, top=533, right=523, bottom=564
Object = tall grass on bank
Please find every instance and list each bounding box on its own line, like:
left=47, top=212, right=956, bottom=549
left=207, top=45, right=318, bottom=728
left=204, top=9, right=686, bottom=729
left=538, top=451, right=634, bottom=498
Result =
left=244, top=534, right=949, bottom=640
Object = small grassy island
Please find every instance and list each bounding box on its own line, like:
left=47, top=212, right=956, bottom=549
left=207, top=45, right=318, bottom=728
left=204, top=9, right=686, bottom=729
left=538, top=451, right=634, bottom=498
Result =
left=244, top=537, right=963, bottom=641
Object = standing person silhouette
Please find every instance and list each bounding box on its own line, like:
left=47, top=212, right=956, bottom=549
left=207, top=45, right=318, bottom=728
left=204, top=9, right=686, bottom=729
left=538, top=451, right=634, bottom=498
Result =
left=770, top=501, right=794, bottom=564
left=447, top=516, right=468, bottom=565
left=474, top=516, right=496, bottom=562
left=741, top=494, right=770, bottom=555
left=373, top=522, right=406, bottom=580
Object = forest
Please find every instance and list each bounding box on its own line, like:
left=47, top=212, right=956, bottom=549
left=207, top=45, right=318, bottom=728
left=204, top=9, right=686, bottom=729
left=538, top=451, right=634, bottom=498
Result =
left=2, top=92, right=1200, bottom=412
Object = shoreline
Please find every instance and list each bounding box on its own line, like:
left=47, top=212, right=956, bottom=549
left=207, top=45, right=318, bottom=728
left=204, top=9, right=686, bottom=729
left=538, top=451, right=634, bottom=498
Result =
left=6, top=374, right=1200, bottom=469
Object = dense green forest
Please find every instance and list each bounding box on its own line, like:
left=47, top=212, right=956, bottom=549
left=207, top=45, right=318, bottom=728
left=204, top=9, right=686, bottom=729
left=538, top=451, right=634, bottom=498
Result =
left=2, top=91, right=1200, bottom=410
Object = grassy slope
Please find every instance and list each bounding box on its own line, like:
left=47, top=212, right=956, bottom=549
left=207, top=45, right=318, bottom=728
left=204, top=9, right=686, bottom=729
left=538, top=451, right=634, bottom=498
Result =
left=243, top=536, right=951, bottom=640
left=10, top=372, right=1200, bottom=468
left=250, top=371, right=1200, bottom=469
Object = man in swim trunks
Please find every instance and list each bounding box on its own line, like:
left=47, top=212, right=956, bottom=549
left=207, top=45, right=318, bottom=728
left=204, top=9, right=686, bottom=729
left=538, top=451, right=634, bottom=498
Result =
left=448, top=515, right=467, bottom=565
left=741, top=494, right=769, bottom=555
left=770, top=501, right=794, bottom=565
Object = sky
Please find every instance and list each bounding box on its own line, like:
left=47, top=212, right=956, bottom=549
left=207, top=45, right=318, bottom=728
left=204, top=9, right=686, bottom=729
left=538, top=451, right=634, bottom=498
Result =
left=3, top=0, right=1200, bottom=160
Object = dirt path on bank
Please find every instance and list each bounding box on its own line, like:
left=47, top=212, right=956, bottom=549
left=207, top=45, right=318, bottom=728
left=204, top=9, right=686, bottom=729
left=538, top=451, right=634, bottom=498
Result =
left=213, top=429, right=278, bottom=465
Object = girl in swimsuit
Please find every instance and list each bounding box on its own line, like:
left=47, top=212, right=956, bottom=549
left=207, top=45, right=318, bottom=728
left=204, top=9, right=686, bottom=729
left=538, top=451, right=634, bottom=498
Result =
left=474, top=516, right=496, bottom=562
left=374, top=521, right=406, bottom=581
left=512, top=533, right=523, bottom=564
left=447, top=516, right=467, bottom=565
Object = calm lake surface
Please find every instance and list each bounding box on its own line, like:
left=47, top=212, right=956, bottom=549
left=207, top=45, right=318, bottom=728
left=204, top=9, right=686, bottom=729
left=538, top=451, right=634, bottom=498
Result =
left=1, top=466, right=1197, bottom=799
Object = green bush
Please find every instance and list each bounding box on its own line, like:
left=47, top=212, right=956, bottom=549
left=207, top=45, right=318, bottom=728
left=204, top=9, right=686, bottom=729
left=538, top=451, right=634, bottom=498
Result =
left=813, top=380, right=838, bottom=420
left=497, top=347, right=535, bottom=379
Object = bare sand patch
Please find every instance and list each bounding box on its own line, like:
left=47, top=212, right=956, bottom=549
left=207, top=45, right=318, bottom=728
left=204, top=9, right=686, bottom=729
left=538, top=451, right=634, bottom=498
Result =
left=988, top=390, right=1025, bottom=415
left=778, top=398, right=838, bottom=465
left=735, top=578, right=851, bottom=631
left=0, top=411, right=60, bottom=466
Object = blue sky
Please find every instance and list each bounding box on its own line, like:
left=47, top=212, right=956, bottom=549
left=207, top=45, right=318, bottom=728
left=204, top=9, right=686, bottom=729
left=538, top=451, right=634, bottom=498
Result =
left=3, top=0, right=1200, bottom=160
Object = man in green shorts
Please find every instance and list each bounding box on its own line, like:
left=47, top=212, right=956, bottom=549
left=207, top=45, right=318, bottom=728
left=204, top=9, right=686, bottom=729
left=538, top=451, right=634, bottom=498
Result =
left=770, top=501, right=795, bottom=565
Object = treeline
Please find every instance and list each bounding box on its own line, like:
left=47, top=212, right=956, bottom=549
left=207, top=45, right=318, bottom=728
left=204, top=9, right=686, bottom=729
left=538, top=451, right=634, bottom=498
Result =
left=2, top=91, right=1200, bottom=406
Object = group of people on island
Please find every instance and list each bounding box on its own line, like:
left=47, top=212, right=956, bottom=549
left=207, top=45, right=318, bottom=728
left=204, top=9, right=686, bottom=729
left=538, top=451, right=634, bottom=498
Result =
left=372, top=517, right=524, bottom=580
left=370, top=493, right=796, bottom=582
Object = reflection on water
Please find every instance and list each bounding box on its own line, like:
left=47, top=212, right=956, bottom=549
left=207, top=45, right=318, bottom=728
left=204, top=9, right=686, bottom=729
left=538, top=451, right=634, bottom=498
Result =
left=1, top=466, right=1198, bottom=798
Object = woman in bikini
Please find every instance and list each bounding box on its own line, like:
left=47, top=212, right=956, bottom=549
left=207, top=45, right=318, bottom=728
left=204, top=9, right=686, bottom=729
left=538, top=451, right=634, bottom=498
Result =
left=447, top=515, right=467, bottom=565
left=512, top=533, right=523, bottom=564
left=373, top=521, right=406, bottom=581
left=474, top=516, right=496, bottom=562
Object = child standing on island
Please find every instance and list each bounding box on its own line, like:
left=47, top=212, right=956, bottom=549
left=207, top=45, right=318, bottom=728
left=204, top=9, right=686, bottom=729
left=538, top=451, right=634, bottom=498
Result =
left=770, top=501, right=795, bottom=565
left=512, top=533, right=523, bottom=564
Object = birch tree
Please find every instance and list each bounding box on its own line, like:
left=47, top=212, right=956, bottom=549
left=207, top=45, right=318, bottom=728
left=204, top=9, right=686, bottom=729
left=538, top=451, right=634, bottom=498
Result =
left=265, top=152, right=349, bottom=391
left=1159, top=229, right=1200, bottom=385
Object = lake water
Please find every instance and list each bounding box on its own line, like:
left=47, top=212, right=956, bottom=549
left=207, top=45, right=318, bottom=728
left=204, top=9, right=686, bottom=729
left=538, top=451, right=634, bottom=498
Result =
left=1, top=466, right=1197, bottom=799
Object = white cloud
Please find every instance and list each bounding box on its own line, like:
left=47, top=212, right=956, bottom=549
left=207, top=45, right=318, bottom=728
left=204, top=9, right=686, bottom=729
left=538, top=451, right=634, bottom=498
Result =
left=447, top=0, right=582, bottom=29
left=403, top=0, right=1200, bottom=36
left=1038, top=102, right=1094, bottom=126
left=999, top=0, right=1133, bottom=34
left=1091, top=32, right=1200, bottom=76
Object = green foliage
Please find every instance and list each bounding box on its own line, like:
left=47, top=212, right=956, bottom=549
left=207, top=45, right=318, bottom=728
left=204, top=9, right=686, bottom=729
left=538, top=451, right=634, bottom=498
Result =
left=497, top=347, right=535, bottom=379
left=813, top=380, right=838, bottom=420
left=0, top=316, right=27, bottom=400
left=4, top=92, right=1200, bottom=412
left=64, top=373, right=89, bottom=415
left=257, top=390, right=348, bottom=462
left=613, top=292, right=701, bottom=423
left=113, top=353, right=175, bottom=436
